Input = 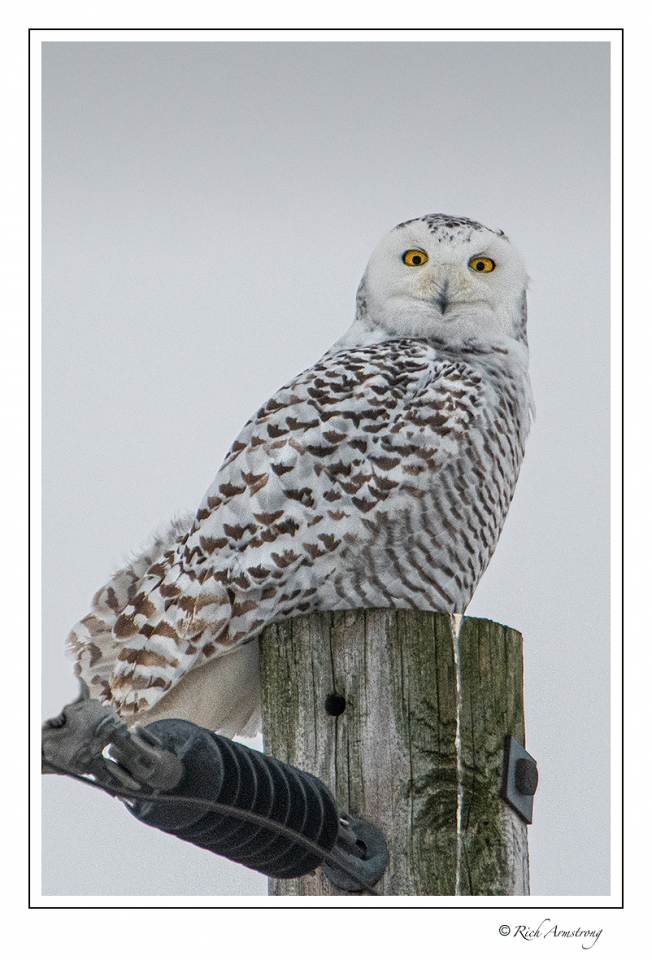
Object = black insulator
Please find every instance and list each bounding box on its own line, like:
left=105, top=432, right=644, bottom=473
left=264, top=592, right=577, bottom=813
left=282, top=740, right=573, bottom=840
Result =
left=125, top=719, right=340, bottom=879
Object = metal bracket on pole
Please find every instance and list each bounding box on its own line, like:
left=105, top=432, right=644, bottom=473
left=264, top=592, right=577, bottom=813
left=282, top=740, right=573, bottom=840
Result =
left=501, top=735, right=538, bottom=825
left=41, top=681, right=184, bottom=791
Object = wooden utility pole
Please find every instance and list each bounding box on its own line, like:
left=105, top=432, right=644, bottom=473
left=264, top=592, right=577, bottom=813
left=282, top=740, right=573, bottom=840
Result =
left=260, top=609, right=530, bottom=896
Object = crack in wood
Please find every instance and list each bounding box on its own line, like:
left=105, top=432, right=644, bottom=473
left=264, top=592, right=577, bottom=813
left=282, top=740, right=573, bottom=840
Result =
left=260, top=610, right=529, bottom=896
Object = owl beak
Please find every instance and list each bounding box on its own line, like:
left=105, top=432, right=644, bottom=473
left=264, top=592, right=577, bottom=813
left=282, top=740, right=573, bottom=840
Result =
left=433, top=278, right=450, bottom=316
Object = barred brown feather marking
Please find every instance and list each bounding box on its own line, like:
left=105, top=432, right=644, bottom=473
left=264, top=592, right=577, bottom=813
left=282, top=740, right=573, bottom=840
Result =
left=66, top=212, right=532, bottom=733
left=69, top=338, right=528, bottom=718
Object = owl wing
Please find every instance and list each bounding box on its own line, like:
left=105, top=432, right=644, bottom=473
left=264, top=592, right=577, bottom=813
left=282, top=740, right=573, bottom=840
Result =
left=69, top=338, right=487, bottom=719
left=66, top=518, right=194, bottom=703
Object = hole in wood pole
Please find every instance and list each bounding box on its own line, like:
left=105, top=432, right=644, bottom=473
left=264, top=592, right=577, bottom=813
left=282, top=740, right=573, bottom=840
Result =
left=324, top=692, right=346, bottom=716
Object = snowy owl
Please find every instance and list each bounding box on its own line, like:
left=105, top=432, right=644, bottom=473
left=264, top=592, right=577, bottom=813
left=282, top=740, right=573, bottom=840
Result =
left=67, top=213, right=533, bottom=737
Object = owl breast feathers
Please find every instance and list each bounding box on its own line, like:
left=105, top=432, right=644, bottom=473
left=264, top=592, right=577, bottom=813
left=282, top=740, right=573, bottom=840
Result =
left=67, top=214, right=533, bottom=735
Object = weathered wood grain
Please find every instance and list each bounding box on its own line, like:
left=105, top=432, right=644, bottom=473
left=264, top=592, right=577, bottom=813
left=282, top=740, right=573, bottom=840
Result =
left=259, top=610, right=529, bottom=897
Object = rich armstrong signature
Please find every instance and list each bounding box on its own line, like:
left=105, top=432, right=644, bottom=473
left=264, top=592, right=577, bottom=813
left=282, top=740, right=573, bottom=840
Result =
left=498, top=919, right=603, bottom=950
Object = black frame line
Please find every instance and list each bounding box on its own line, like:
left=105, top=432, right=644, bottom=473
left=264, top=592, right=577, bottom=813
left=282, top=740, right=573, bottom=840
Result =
left=28, top=25, right=624, bottom=910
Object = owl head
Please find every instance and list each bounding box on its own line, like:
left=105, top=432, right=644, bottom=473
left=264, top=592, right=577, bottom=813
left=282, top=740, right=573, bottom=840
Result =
left=357, top=214, right=528, bottom=346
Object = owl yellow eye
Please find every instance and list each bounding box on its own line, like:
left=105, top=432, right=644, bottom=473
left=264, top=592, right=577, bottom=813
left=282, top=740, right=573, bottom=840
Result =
left=402, top=249, right=429, bottom=267
left=468, top=256, right=496, bottom=273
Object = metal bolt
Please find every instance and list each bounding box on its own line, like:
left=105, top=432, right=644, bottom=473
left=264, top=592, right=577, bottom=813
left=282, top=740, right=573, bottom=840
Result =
left=515, top=758, right=538, bottom=796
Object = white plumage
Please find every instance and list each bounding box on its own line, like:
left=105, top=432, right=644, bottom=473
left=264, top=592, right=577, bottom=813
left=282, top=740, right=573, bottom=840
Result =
left=67, top=213, right=533, bottom=737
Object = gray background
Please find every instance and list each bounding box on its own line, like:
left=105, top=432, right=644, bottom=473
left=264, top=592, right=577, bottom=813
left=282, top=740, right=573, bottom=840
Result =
left=41, top=41, right=610, bottom=896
